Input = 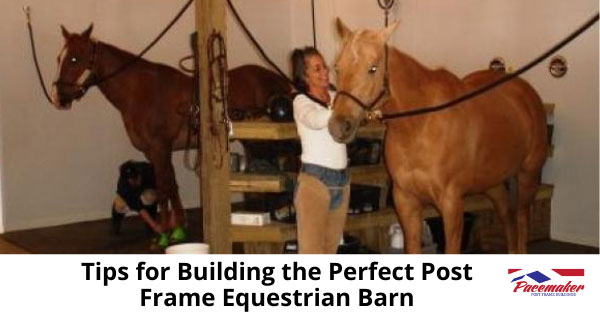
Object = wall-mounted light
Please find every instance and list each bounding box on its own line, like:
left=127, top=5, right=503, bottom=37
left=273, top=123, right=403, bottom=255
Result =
left=489, top=57, right=506, bottom=73
left=549, top=55, right=567, bottom=78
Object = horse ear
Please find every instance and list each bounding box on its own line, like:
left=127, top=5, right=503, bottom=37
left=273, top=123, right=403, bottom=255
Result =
left=335, top=17, right=351, bottom=41
left=61, top=25, right=70, bottom=39
left=379, top=20, right=399, bottom=42
left=81, top=23, right=94, bottom=39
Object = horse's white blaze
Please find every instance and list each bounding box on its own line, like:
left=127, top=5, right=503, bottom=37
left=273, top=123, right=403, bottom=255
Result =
left=76, top=69, right=91, bottom=86
left=51, top=46, right=69, bottom=107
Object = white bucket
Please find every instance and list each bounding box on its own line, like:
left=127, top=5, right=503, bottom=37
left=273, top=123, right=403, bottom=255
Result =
left=165, top=243, right=210, bottom=254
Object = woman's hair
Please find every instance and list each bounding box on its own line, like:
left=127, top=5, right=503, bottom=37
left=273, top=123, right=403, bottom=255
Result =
left=291, top=46, right=321, bottom=92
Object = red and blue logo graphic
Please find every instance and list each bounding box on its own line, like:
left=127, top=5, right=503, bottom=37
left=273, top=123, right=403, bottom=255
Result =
left=508, top=269, right=585, bottom=296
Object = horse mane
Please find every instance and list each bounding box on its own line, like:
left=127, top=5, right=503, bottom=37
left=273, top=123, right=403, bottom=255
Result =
left=387, top=46, right=464, bottom=108
left=390, top=47, right=460, bottom=85
left=96, top=40, right=192, bottom=79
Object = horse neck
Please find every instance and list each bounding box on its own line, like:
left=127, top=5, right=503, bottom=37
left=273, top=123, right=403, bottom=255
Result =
left=92, top=41, right=141, bottom=112
left=382, top=48, right=438, bottom=133
left=384, top=48, right=437, bottom=111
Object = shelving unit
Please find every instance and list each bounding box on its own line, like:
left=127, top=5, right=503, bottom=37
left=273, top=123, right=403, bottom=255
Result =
left=231, top=184, right=554, bottom=253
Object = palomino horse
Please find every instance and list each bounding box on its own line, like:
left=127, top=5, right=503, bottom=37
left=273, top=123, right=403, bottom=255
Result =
left=329, top=19, right=548, bottom=254
left=51, top=25, right=290, bottom=232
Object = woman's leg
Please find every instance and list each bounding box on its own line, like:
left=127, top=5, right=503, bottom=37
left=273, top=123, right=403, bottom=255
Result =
left=111, top=196, right=129, bottom=235
left=322, top=184, right=350, bottom=253
left=294, top=173, right=331, bottom=254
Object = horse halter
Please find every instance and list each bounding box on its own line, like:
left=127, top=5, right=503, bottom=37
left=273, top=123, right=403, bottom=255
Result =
left=53, top=40, right=98, bottom=101
left=334, top=46, right=390, bottom=119
left=335, top=74, right=388, bottom=111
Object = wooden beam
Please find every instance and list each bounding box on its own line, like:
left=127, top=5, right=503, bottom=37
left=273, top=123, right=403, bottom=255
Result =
left=196, top=0, right=231, bottom=253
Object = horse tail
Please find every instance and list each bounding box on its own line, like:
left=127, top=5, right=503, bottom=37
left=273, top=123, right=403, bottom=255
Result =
left=517, top=79, right=549, bottom=176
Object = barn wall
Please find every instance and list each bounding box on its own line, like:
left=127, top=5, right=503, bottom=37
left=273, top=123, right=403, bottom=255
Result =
left=0, top=0, right=290, bottom=231
left=291, top=0, right=598, bottom=246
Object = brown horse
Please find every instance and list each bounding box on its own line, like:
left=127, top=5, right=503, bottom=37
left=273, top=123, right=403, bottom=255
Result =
left=51, top=24, right=290, bottom=231
left=329, top=19, right=548, bottom=254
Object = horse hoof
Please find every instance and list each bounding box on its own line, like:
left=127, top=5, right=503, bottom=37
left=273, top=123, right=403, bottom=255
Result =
left=156, top=233, right=170, bottom=248
left=170, top=226, right=187, bottom=243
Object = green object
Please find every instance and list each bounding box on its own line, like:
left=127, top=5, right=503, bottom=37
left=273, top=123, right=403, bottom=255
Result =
left=157, top=233, right=170, bottom=248
left=170, top=226, right=187, bottom=243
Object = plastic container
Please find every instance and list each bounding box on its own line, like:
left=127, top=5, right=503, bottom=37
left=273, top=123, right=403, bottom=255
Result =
left=388, top=223, right=404, bottom=253
left=165, top=243, right=210, bottom=254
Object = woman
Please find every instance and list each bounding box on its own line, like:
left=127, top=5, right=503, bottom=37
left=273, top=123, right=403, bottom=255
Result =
left=291, top=47, right=350, bottom=254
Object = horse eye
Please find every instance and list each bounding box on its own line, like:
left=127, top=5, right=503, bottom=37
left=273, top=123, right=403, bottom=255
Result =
left=368, top=65, right=378, bottom=74
left=70, top=57, right=78, bottom=64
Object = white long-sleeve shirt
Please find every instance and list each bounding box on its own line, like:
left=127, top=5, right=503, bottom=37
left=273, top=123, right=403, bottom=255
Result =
left=293, top=91, right=348, bottom=170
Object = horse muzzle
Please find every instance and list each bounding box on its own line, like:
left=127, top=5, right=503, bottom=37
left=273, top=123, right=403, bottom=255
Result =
left=50, top=84, right=68, bottom=109
left=328, top=115, right=359, bottom=144
left=51, top=82, right=86, bottom=110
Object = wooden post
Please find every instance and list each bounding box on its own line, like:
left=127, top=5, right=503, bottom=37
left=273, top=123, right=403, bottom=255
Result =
left=196, top=0, right=231, bottom=253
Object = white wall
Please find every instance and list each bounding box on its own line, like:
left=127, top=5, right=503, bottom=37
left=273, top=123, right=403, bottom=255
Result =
left=228, top=0, right=292, bottom=69
left=292, top=0, right=598, bottom=246
left=0, top=0, right=290, bottom=232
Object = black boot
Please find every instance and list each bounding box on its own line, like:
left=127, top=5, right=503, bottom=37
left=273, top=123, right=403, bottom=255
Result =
left=111, top=205, right=124, bottom=236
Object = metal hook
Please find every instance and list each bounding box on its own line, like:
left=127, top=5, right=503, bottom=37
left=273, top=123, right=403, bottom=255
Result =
left=23, top=6, right=31, bottom=22
left=377, top=0, right=395, bottom=10
left=377, top=0, right=394, bottom=26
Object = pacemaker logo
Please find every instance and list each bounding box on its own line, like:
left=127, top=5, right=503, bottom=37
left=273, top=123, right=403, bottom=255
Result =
left=508, top=269, right=585, bottom=296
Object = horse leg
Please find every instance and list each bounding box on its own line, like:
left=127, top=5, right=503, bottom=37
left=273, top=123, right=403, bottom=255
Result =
left=438, top=191, right=464, bottom=254
left=515, top=171, right=539, bottom=254
left=485, top=184, right=518, bottom=253
left=144, top=150, right=172, bottom=232
left=392, top=184, right=423, bottom=253
left=165, top=161, right=186, bottom=228
left=156, top=152, right=181, bottom=230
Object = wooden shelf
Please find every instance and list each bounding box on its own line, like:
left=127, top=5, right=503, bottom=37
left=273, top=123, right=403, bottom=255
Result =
left=231, top=122, right=298, bottom=140
left=231, top=220, right=296, bottom=243
left=231, top=103, right=553, bottom=141
left=231, top=121, right=385, bottom=140
left=344, top=184, right=553, bottom=231
left=230, top=184, right=554, bottom=243
left=230, top=173, right=292, bottom=193
left=229, top=164, right=388, bottom=193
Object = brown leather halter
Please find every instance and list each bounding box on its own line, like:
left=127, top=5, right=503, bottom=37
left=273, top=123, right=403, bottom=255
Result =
left=52, top=40, right=98, bottom=102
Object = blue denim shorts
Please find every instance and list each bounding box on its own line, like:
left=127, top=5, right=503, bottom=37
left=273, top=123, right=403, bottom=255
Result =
left=299, top=163, right=349, bottom=210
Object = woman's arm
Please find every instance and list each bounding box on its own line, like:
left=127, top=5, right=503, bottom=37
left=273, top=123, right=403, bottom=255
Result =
left=293, top=95, right=331, bottom=130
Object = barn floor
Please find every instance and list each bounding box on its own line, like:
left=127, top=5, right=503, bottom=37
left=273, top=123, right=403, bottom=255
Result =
left=0, top=208, right=598, bottom=254
left=0, top=209, right=204, bottom=254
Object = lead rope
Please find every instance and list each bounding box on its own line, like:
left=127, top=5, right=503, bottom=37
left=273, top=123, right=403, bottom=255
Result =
left=226, top=0, right=329, bottom=108
left=311, top=0, right=317, bottom=49
left=23, top=6, right=52, bottom=104
left=207, top=31, right=231, bottom=169
left=183, top=32, right=202, bottom=172
left=23, top=0, right=194, bottom=104
left=365, top=0, right=395, bottom=120
left=377, top=12, right=599, bottom=121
